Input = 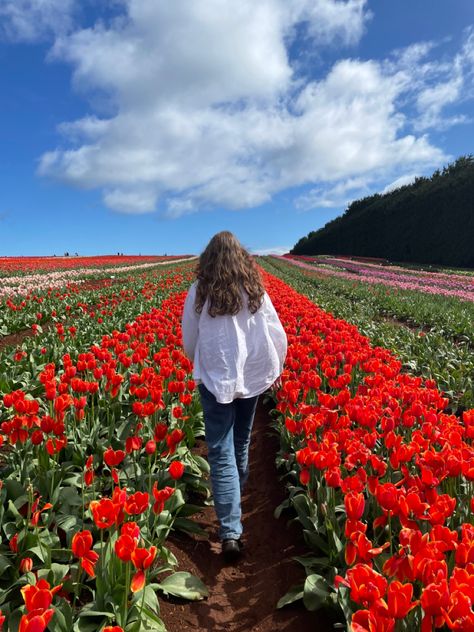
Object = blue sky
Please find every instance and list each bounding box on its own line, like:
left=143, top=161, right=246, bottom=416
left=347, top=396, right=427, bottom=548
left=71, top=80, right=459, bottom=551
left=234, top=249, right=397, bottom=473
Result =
left=0, top=0, right=473, bottom=256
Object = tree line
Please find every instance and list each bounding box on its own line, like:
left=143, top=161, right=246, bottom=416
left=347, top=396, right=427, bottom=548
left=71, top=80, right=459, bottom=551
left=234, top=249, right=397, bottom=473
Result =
left=291, top=156, right=474, bottom=268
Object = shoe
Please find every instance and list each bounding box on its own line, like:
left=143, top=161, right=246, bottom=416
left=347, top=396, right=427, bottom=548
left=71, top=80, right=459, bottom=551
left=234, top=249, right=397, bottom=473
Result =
left=222, top=538, right=242, bottom=562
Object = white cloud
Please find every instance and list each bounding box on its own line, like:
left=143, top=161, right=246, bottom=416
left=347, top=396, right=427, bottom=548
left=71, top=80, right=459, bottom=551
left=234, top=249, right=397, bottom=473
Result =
left=290, top=0, right=370, bottom=46
left=103, top=188, right=158, bottom=214
left=33, top=0, right=468, bottom=215
left=251, top=245, right=291, bottom=256
left=386, top=29, right=474, bottom=132
left=415, top=66, right=465, bottom=130
left=382, top=174, right=418, bottom=194
left=296, top=176, right=372, bottom=210
left=0, top=0, right=77, bottom=42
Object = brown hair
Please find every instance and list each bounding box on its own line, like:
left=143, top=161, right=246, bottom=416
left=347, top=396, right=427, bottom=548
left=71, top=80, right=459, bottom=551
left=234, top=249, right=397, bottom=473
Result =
left=195, top=231, right=265, bottom=317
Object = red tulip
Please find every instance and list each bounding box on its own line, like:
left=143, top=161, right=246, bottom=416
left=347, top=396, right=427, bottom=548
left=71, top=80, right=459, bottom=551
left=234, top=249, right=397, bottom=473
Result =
left=115, top=534, right=137, bottom=563
left=124, top=491, right=149, bottom=515
left=345, top=492, right=365, bottom=520
left=19, top=609, right=54, bottom=632
left=169, top=461, right=185, bottom=480
left=90, top=498, right=120, bottom=529
left=386, top=581, right=418, bottom=618
left=20, top=558, right=33, bottom=573
left=21, top=579, right=62, bottom=612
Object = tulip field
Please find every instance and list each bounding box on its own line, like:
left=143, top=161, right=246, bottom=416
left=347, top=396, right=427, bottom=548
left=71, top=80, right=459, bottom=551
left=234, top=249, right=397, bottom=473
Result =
left=1, top=255, right=474, bottom=631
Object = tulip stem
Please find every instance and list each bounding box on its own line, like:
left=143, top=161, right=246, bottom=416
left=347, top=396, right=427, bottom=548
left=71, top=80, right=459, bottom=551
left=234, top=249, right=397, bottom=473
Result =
left=135, top=574, right=147, bottom=631
left=73, top=566, right=83, bottom=611
left=388, top=510, right=393, bottom=555
left=123, top=561, right=130, bottom=626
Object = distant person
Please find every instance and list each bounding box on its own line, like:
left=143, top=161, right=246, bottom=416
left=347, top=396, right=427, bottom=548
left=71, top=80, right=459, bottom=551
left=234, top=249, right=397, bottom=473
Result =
left=181, top=231, right=287, bottom=561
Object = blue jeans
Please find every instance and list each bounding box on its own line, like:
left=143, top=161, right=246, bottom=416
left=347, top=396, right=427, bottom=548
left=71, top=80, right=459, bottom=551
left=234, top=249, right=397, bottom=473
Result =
left=198, top=383, right=259, bottom=541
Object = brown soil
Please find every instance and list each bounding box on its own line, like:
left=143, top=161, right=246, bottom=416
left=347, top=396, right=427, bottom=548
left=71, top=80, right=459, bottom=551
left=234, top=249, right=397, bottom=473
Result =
left=160, top=400, right=339, bottom=632
left=0, top=327, right=43, bottom=352
left=0, top=278, right=118, bottom=353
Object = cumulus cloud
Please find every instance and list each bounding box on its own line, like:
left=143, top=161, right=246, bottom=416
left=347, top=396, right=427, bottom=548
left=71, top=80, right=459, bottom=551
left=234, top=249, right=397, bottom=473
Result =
left=0, top=0, right=77, bottom=41
left=32, top=0, right=470, bottom=214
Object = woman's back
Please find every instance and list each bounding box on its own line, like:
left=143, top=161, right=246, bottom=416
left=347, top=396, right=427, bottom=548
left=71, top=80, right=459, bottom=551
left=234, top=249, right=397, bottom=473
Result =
left=183, top=280, right=286, bottom=403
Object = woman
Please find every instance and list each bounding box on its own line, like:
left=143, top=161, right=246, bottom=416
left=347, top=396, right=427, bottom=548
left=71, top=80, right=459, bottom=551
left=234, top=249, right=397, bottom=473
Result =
left=181, top=231, right=287, bottom=561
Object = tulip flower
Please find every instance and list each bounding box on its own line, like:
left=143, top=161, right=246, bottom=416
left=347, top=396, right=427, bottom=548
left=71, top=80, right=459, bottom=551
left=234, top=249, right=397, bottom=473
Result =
left=344, top=492, right=365, bottom=521
left=168, top=460, right=185, bottom=480
left=21, top=579, right=62, bottom=612
left=386, top=581, right=418, bottom=619
left=71, top=530, right=99, bottom=578
left=90, top=498, right=120, bottom=529
left=19, top=609, right=54, bottom=632
left=130, top=546, right=157, bottom=592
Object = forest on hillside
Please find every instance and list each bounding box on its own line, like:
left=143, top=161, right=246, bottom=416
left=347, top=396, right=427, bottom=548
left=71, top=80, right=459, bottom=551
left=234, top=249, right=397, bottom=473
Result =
left=292, top=156, right=474, bottom=268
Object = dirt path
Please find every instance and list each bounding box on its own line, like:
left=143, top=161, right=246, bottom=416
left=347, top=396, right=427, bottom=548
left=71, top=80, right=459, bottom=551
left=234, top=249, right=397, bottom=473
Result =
left=160, top=400, right=338, bottom=632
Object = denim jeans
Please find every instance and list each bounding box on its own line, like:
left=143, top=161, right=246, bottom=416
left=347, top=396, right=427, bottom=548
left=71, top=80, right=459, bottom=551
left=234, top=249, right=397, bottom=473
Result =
left=198, top=383, right=259, bottom=541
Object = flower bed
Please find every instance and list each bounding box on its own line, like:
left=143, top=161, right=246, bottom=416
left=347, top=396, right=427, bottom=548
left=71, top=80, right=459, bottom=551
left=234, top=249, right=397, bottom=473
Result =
left=282, top=256, right=474, bottom=303
left=2, top=264, right=473, bottom=631
left=0, top=274, right=208, bottom=630
left=264, top=270, right=474, bottom=631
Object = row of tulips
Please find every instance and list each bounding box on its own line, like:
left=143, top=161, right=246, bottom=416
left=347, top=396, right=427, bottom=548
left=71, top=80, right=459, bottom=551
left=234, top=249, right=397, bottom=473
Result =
left=0, top=270, right=208, bottom=631
left=283, top=255, right=474, bottom=302
left=262, top=270, right=474, bottom=631
left=262, top=256, right=474, bottom=412
left=1, top=261, right=195, bottom=336
left=0, top=256, right=191, bottom=276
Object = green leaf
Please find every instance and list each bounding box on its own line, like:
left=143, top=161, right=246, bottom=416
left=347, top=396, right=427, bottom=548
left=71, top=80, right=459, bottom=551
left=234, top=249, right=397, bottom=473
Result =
left=56, top=514, right=80, bottom=532
left=190, top=454, right=210, bottom=474
left=165, top=488, right=186, bottom=513
left=77, top=609, right=115, bottom=619
left=4, top=479, right=26, bottom=500
left=303, top=573, right=330, bottom=611
left=143, top=584, right=160, bottom=612
left=274, top=498, right=290, bottom=519
left=141, top=607, right=167, bottom=630
left=49, top=563, right=71, bottom=585
left=276, top=584, right=304, bottom=609
left=173, top=517, right=209, bottom=538
left=28, top=545, right=46, bottom=563
left=52, top=600, right=74, bottom=632
left=7, top=499, right=23, bottom=520
left=58, top=486, right=83, bottom=507
left=292, top=555, right=330, bottom=571
left=336, top=585, right=353, bottom=623
left=0, top=553, right=13, bottom=578
left=158, top=572, right=209, bottom=601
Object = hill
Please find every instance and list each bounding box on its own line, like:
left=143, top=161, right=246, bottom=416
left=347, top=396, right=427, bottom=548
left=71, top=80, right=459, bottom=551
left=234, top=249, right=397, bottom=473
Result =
left=291, top=156, right=474, bottom=268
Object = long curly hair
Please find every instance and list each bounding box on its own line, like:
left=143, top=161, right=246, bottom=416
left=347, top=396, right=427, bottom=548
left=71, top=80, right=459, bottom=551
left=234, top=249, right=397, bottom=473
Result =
left=195, top=232, right=264, bottom=317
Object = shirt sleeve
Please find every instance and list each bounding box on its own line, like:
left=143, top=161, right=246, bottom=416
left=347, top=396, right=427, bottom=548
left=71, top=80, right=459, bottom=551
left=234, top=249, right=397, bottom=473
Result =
left=181, top=282, right=199, bottom=360
left=262, top=293, right=287, bottom=371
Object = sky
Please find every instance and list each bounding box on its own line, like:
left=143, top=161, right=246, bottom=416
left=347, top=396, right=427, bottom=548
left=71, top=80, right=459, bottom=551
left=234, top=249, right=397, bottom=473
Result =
left=0, top=0, right=473, bottom=256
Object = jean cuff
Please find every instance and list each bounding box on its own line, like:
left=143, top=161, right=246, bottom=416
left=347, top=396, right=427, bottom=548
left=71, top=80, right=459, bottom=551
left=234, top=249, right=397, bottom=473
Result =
left=220, top=532, right=242, bottom=541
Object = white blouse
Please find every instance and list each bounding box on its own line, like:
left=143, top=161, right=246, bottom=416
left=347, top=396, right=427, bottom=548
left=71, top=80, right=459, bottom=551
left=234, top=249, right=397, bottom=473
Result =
left=181, top=282, right=287, bottom=404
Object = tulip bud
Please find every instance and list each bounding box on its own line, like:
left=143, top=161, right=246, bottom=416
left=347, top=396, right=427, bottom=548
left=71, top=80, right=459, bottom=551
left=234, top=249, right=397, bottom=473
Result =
left=145, top=440, right=156, bottom=455
left=20, top=557, right=33, bottom=573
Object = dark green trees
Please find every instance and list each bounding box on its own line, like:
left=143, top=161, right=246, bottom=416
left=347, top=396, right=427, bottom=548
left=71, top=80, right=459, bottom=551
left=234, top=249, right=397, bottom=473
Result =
left=292, top=156, right=474, bottom=268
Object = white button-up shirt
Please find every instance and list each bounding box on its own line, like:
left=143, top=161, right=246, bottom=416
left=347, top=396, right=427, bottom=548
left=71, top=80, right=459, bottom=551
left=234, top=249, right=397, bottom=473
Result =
left=181, top=281, right=287, bottom=404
